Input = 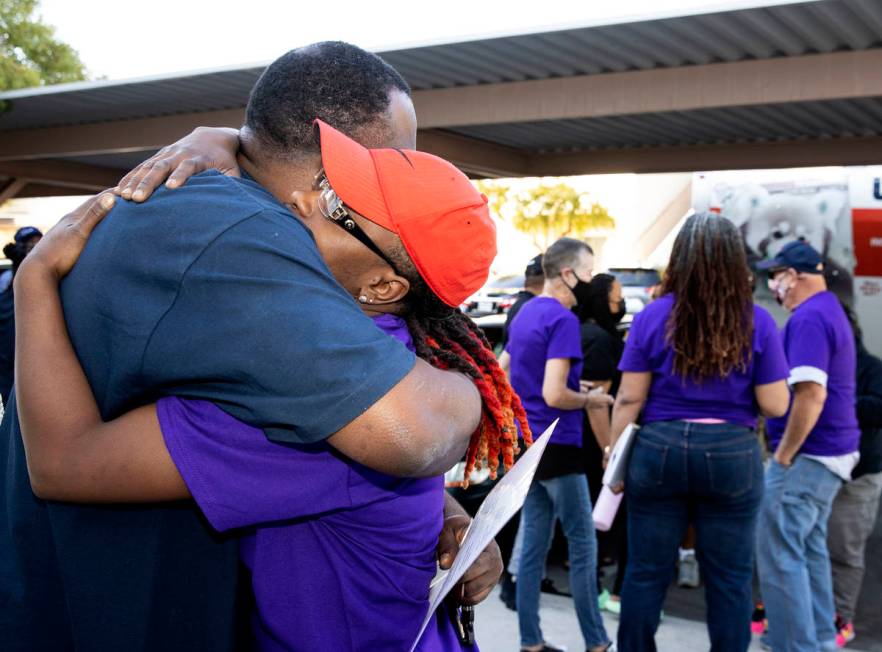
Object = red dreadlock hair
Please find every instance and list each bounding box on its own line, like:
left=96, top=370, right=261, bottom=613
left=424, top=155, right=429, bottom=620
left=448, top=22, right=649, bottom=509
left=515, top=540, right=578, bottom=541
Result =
left=393, top=251, right=533, bottom=488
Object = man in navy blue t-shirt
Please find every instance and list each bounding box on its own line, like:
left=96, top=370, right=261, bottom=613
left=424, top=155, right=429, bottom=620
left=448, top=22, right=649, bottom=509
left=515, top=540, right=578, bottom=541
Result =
left=0, top=42, right=484, bottom=651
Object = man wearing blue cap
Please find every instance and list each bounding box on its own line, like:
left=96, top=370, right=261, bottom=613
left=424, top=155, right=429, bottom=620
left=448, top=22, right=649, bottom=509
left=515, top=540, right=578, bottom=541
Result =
left=755, top=240, right=860, bottom=652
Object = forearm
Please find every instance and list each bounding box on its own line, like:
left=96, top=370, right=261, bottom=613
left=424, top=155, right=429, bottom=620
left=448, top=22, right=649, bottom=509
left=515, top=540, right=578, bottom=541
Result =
left=775, top=392, right=825, bottom=462
left=547, top=388, right=588, bottom=410
left=14, top=266, right=104, bottom=485
left=609, top=396, right=644, bottom=449
left=588, top=406, right=611, bottom=450
left=444, top=491, right=470, bottom=519
left=416, top=368, right=482, bottom=475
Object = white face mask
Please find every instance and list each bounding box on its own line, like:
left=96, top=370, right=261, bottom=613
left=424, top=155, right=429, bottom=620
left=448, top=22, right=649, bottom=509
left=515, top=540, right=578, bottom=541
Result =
left=768, top=273, right=794, bottom=306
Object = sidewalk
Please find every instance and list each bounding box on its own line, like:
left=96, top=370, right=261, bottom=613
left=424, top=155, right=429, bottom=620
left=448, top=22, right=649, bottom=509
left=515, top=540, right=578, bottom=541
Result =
left=474, top=586, right=869, bottom=652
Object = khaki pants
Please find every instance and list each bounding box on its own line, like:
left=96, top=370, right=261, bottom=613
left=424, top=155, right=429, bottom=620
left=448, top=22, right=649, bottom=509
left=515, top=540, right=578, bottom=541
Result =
left=827, top=471, right=882, bottom=622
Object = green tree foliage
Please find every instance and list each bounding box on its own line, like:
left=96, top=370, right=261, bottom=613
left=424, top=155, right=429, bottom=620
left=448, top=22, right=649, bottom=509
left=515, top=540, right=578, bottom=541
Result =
left=1, top=0, right=86, bottom=91
left=478, top=179, right=615, bottom=251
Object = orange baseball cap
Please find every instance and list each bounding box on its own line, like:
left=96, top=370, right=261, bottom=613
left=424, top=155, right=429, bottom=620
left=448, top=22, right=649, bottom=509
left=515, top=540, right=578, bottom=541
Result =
left=315, top=119, right=497, bottom=307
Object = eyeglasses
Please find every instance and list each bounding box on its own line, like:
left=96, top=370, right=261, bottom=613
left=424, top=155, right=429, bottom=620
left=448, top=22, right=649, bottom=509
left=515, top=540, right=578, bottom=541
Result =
left=315, top=171, right=400, bottom=274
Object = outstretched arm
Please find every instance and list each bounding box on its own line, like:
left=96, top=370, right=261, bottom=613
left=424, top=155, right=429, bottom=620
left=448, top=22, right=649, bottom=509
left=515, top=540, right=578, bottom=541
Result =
left=16, top=193, right=189, bottom=503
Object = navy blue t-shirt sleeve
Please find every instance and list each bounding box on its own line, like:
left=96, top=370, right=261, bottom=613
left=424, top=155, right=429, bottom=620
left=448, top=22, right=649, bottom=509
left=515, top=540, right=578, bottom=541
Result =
left=141, top=208, right=416, bottom=444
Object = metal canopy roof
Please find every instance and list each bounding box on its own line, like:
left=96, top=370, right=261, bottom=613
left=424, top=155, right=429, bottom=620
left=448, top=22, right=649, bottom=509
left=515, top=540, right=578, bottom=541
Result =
left=2, top=0, right=880, bottom=132
left=448, top=97, right=882, bottom=152
left=1, top=0, right=882, bottom=196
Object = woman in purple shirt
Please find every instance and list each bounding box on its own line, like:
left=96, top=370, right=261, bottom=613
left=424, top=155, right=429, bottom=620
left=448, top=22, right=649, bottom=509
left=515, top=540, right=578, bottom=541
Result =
left=606, top=213, right=791, bottom=652
left=13, top=124, right=532, bottom=651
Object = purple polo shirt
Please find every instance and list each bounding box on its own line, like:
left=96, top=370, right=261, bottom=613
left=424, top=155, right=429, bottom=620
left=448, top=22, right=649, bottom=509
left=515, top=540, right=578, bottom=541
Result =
left=158, top=314, right=477, bottom=652
left=618, top=294, right=789, bottom=428
left=767, top=291, right=861, bottom=456
left=506, top=296, right=584, bottom=447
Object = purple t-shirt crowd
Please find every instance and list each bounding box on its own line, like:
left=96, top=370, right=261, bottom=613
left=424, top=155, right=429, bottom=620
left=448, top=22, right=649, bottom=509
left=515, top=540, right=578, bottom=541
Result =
left=619, top=294, right=790, bottom=427
left=158, top=314, right=478, bottom=652
left=620, top=291, right=859, bottom=471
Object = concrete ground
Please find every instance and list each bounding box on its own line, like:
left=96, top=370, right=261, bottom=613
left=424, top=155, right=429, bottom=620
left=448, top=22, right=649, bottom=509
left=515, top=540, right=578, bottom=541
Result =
left=474, top=586, right=872, bottom=652
left=454, top=474, right=882, bottom=652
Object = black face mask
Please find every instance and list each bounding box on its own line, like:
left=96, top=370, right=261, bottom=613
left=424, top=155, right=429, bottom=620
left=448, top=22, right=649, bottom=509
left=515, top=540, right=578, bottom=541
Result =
left=611, top=299, right=626, bottom=323
left=566, top=272, right=593, bottom=307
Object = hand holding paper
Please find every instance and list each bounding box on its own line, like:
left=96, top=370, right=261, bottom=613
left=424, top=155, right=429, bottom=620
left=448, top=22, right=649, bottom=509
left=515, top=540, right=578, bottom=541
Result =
left=409, top=419, right=558, bottom=651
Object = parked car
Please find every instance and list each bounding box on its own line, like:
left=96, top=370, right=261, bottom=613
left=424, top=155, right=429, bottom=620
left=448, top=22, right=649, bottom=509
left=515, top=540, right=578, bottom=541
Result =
left=607, top=267, right=661, bottom=314
left=472, top=313, right=506, bottom=354
left=462, top=274, right=525, bottom=317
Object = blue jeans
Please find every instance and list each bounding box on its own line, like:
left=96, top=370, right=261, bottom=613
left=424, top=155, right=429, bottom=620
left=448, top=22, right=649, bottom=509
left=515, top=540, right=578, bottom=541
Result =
left=756, top=456, right=842, bottom=652
left=516, top=473, right=609, bottom=649
left=618, top=421, right=763, bottom=652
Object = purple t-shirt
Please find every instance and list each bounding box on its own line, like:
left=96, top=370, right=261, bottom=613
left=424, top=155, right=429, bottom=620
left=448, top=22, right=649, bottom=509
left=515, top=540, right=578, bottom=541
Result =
left=767, top=291, right=861, bottom=456
left=506, top=296, right=584, bottom=447
left=618, top=294, right=789, bottom=428
left=158, top=314, right=477, bottom=652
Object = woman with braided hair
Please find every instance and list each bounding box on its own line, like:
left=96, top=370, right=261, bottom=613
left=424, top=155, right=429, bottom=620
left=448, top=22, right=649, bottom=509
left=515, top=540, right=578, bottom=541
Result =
left=606, top=212, right=792, bottom=652
left=402, top=286, right=531, bottom=483
left=14, top=121, right=528, bottom=651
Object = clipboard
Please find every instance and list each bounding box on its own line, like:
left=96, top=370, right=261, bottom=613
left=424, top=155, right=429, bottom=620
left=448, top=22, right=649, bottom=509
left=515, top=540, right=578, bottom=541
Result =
left=408, top=419, right=558, bottom=651
left=601, top=423, right=638, bottom=487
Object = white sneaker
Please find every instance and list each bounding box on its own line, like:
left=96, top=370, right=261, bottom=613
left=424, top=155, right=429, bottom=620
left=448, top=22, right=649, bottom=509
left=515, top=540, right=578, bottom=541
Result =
left=677, top=553, right=700, bottom=588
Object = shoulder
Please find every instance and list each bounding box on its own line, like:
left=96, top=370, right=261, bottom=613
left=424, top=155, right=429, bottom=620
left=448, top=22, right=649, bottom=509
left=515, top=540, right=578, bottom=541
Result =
left=643, top=294, right=674, bottom=316
left=790, top=295, right=834, bottom=331
left=550, top=303, right=579, bottom=329
left=141, top=171, right=307, bottom=234
left=631, top=294, right=673, bottom=331
left=752, top=305, right=780, bottom=333
left=86, top=171, right=313, bottom=268
left=580, top=321, right=612, bottom=344
left=580, top=321, right=604, bottom=338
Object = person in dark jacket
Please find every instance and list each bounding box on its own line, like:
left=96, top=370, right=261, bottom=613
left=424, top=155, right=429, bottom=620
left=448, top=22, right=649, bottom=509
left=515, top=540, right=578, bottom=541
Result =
left=502, top=254, right=544, bottom=347
left=826, top=304, right=882, bottom=647
left=0, top=226, right=42, bottom=405
left=577, top=273, right=627, bottom=614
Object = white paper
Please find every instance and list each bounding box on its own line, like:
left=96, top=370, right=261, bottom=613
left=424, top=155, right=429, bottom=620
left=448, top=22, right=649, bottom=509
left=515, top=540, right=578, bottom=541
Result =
left=409, top=419, right=558, bottom=651
left=601, top=423, right=637, bottom=487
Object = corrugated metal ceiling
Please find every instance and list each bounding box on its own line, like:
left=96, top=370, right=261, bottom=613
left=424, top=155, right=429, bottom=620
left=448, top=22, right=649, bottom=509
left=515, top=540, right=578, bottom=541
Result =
left=446, top=97, right=882, bottom=152
left=2, top=0, right=881, bottom=133
left=383, top=0, right=882, bottom=88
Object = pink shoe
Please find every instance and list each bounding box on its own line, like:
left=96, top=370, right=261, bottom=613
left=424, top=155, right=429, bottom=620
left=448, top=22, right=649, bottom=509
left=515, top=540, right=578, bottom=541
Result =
left=750, top=603, right=767, bottom=635
left=835, top=616, right=855, bottom=647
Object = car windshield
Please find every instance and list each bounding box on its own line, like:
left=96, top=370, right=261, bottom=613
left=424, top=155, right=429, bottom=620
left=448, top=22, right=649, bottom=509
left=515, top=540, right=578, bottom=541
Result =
left=488, top=275, right=525, bottom=289
left=609, top=269, right=660, bottom=286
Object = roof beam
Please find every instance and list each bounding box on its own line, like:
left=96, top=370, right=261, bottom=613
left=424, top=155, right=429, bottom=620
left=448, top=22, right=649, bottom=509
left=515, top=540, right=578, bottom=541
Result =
left=0, top=178, right=28, bottom=202
left=526, top=136, right=882, bottom=176
left=417, top=130, right=529, bottom=178
left=413, top=49, right=882, bottom=128
left=13, top=182, right=91, bottom=198
left=0, top=160, right=123, bottom=191
left=0, top=109, right=245, bottom=162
